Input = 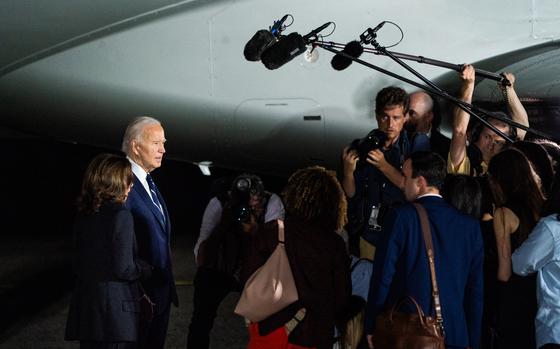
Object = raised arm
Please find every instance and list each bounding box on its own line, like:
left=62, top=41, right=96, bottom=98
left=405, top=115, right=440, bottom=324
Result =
left=501, top=72, right=529, bottom=140
left=449, top=64, right=476, bottom=172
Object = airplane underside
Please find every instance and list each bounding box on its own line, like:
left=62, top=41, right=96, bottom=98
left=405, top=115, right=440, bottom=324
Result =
left=1, top=0, right=560, bottom=175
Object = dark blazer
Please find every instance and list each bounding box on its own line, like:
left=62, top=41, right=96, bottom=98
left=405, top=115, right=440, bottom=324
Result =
left=430, top=130, right=451, bottom=162
left=126, top=174, right=178, bottom=314
left=65, top=203, right=149, bottom=342
left=242, top=218, right=351, bottom=349
left=365, top=196, right=484, bottom=348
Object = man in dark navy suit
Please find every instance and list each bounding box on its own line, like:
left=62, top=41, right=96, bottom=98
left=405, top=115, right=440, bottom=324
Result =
left=122, top=116, right=178, bottom=349
left=365, top=151, right=483, bottom=349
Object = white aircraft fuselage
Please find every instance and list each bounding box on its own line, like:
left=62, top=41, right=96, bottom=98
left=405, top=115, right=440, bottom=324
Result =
left=1, top=0, right=559, bottom=175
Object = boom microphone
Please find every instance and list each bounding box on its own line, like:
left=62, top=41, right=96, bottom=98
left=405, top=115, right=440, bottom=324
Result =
left=243, top=15, right=289, bottom=61
left=270, top=15, right=289, bottom=37
left=260, top=32, right=306, bottom=70
left=302, top=22, right=333, bottom=43
left=260, top=22, right=332, bottom=70
left=331, top=41, right=363, bottom=71
left=330, top=21, right=387, bottom=71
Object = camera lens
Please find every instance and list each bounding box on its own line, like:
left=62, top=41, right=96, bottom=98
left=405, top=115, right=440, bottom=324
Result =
left=235, top=178, right=251, bottom=192
left=233, top=205, right=252, bottom=224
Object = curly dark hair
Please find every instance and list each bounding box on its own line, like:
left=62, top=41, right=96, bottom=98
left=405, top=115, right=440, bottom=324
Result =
left=375, top=86, right=409, bottom=115
left=281, top=166, right=347, bottom=232
left=77, top=153, right=134, bottom=215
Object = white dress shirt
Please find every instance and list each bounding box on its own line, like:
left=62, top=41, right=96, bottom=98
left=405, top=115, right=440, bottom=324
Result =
left=128, top=158, right=162, bottom=212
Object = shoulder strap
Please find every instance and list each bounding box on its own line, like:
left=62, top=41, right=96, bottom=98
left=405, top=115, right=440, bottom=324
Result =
left=277, top=219, right=285, bottom=243
left=412, top=203, right=444, bottom=334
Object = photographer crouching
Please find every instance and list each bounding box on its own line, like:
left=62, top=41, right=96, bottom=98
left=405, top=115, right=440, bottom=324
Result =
left=342, top=86, right=429, bottom=259
left=187, top=174, right=285, bottom=349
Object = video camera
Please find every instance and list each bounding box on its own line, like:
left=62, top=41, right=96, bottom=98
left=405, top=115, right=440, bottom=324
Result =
left=230, top=174, right=265, bottom=224
left=348, top=129, right=387, bottom=165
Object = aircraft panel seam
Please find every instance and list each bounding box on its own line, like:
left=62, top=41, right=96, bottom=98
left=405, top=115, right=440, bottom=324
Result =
left=0, top=0, right=199, bottom=77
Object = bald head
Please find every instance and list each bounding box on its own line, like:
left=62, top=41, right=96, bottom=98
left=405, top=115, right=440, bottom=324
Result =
left=407, top=91, right=434, bottom=133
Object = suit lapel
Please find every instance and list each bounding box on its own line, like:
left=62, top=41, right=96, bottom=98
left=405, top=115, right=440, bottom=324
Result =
left=151, top=182, right=171, bottom=233
left=133, top=176, right=167, bottom=231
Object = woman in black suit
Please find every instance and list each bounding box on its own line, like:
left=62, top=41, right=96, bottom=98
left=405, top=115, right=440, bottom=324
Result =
left=65, top=153, right=151, bottom=349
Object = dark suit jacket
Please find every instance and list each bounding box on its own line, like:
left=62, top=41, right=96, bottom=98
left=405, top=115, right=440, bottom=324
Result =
left=430, top=129, right=451, bottom=162
left=365, top=196, right=484, bottom=348
left=65, top=203, right=149, bottom=342
left=126, top=174, right=178, bottom=314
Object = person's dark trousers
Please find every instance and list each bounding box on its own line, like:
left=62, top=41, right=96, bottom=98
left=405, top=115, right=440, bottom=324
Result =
left=139, top=304, right=171, bottom=349
left=186, top=267, right=239, bottom=349
left=541, top=345, right=560, bottom=349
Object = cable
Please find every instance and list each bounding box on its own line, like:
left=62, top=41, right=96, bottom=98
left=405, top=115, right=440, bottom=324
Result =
left=377, top=21, right=404, bottom=49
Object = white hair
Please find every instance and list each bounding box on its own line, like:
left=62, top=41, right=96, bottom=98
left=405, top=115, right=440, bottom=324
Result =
left=121, top=116, right=161, bottom=155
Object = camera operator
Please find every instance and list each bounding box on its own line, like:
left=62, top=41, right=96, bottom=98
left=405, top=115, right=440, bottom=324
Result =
left=186, top=173, right=284, bottom=349
left=342, top=86, right=429, bottom=259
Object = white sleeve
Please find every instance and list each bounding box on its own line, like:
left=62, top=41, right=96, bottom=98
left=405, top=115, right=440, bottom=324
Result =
left=194, top=197, right=223, bottom=260
left=512, top=216, right=556, bottom=276
left=264, top=193, right=285, bottom=223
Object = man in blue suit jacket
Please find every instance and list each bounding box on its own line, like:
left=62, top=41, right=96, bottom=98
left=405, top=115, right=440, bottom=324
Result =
left=365, top=151, right=483, bottom=349
left=122, top=116, right=178, bottom=349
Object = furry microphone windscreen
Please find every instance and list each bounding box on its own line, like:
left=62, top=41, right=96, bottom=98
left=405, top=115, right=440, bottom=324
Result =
left=260, top=33, right=307, bottom=70
left=331, top=41, right=364, bottom=71
left=244, top=29, right=276, bottom=61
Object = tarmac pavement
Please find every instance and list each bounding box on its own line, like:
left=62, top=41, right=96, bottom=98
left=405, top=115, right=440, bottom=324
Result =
left=0, top=234, right=248, bottom=349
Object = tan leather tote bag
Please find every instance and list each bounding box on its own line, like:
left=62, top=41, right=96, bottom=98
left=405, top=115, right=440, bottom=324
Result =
left=234, top=220, right=298, bottom=322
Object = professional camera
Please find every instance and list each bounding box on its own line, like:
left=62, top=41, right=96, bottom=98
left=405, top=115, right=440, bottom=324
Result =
left=229, top=174, right=265, bottom=224
left=348, top=129, right=387, bottom=165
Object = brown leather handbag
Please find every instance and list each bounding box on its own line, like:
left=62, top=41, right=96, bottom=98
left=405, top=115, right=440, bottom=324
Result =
left=372, top=203, right=445, bottom=349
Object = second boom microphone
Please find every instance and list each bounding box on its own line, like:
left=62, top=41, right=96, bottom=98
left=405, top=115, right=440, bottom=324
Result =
left=261, top=33, right=306, bottom=70
left=260, top=22, right=332, bottom=70
left=244, top=15, right=290, bottom=61
left=330, top=21, right=387, bottom=71
left=330, top=41, right=363, bottom=71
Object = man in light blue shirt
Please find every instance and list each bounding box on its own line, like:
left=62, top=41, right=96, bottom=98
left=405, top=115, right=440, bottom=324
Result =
left=513, top=214, right=560, bottom=349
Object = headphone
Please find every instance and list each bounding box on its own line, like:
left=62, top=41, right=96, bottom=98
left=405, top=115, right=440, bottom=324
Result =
left=470, top=111, right=517, bottom=144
